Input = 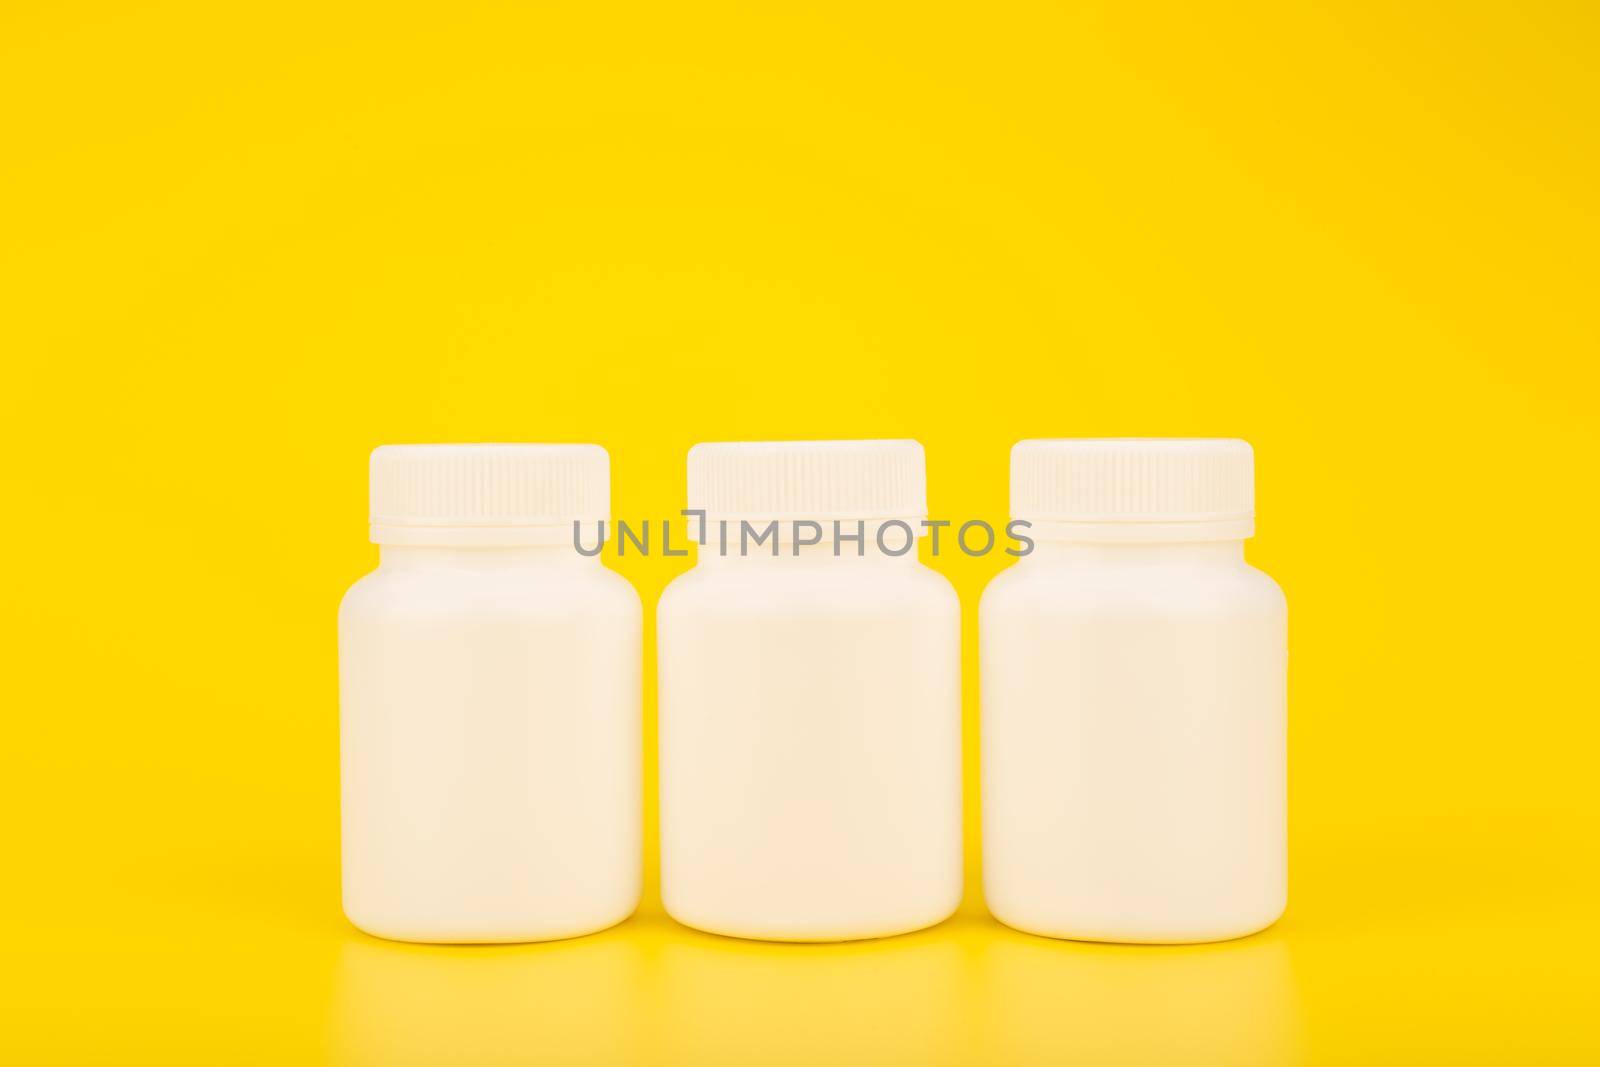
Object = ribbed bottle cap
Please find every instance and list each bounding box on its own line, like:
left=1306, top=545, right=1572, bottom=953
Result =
left=369, top=444, right=608, bottom=545
left=1012, top=438, right=1254, bottom=541
left=687, top=440, right=927, bottom=523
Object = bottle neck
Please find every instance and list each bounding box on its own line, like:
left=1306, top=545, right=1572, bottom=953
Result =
left=1022, top=539, right=1246, bottom=565
left=378, top=543, right=600, bottom=569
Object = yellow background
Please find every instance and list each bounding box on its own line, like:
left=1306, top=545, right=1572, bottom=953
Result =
left=3, top=1, right=1597, bottom=1062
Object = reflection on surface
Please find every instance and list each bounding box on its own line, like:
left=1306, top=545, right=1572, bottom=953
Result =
left=652, top=914, right=965, bottom=1063
left=330, top=910, right=1302, bottom=1065
left=330, top=919, right=651, bottom=1064
left=977, top=921, right=1304, bottom=1064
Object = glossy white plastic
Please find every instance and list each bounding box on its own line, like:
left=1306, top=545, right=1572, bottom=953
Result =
left=658, top=440, right=963, bottom=942
left=981, top=439, right=1287, bottom=943
left=340, top=445, right=641, bottom=944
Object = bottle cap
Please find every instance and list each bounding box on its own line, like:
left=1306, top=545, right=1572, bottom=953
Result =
left=687, top=440, right=927, bottom=526
left=369, top=443, right=608, bottom=545
left=1011, top=438, right=1254, bottom=542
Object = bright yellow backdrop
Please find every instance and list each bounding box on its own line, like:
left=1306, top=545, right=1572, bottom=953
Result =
left=3, top=2, right=1597, bottom=1063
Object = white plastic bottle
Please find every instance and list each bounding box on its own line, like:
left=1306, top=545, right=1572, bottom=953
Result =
left=339, top=444, right=641, bottom=944
left=658, top=440, right=963, bottom=941
left=981, top=439, right=1287, bottom=943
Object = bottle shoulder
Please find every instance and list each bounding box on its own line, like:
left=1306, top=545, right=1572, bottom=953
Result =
left=659, top=558, right=956, bottom=620
left=982, top=556, right=1285, bottom=620
left=340, top=560, right=640, bottom=624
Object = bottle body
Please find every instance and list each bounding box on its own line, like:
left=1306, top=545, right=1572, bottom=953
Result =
left=658, top=549, right=963, bottom=941
left=339, top=546, right=641, bottom=943
left=981, top=541, right=1286, bottom=943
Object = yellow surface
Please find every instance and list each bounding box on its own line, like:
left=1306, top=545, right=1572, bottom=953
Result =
left=3, top=2, right=1598, bottom=1063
